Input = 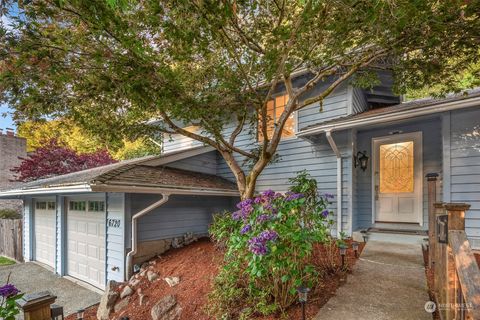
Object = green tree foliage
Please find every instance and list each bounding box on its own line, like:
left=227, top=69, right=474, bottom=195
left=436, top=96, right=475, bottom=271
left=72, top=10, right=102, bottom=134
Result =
left=0, top=0, right=478, bottom=198
left=17, top=119, right=161, bottom=159
left=17, top=119, right=102, bottom=153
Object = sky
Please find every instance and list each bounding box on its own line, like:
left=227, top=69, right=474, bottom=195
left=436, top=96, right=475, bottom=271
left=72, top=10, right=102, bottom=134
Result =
left=0, top=104, right=15, bottom=129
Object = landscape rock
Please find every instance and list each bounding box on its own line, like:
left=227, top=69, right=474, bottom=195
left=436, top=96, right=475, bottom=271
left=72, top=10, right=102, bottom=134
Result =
left=164, top=276, right=180, bottom=287
left=114, top=296, right=130, bottom=313
left=183, top=232, right=197, bottom=245
left=120, top=285, right=133, bottom=299
left=150, top=295, right=181, bottom=320
left=171, top=237, right=184, bottom=248
left=147, top=270, right=160, bottom=282
left=139, top=293, right=147, bottom=306
left=96, top=280, right=119, bottom=320
left=129, top=278, right=141, bottom=288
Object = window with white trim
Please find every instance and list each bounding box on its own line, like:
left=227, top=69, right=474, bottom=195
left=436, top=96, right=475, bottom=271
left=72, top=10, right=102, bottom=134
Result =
left=258, top=94, right=295, bottom=141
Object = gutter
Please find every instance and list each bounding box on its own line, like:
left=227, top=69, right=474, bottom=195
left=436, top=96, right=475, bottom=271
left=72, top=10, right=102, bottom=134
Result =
left=0, top=184, right=92, bottom=198
left=298, top=95, right=480, bottom=136
left=91, top=184, right=239, bottom=197
left=126, top=194, right=170, bottom=280
left=325, top=130, right=343, bottom=238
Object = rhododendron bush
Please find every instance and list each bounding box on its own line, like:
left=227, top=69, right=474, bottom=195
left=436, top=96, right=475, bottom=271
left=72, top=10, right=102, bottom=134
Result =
left=208, top=171, right=336, bottom=318
left=0, top=281, right=23, bottom=320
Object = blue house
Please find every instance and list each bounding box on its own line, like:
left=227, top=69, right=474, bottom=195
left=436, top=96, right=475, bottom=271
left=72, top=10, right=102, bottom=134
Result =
left=1, top=73, right=479, bottom=291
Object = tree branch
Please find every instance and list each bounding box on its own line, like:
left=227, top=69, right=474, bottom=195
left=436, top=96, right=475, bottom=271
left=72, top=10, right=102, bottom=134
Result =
left=296, top=49, right=389, bottom=109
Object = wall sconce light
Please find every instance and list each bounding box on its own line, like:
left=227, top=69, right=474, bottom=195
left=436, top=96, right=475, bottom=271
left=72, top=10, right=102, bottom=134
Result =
left=354, top=151, right=369, bottom=171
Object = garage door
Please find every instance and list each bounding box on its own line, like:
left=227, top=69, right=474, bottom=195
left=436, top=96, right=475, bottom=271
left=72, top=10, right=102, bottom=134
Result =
left=67, top=198, right=106, bottom=289
left=34, top=200, right=56, bottom=268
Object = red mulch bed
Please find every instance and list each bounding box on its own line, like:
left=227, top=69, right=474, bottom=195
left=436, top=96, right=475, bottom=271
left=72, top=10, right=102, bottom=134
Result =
left=67, top=238, right=364, bottom=320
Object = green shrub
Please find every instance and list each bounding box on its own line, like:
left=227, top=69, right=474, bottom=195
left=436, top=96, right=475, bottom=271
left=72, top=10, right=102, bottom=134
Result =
left=0, top=210, right=21, bottom=220
left=207, top=171, right=336, bottom=318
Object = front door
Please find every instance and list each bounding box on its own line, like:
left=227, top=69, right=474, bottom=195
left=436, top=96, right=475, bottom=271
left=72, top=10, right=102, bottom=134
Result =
left=373, top=132, right=423, bottom=224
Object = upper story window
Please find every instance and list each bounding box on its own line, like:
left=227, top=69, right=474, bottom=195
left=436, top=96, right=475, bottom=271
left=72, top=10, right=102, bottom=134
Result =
left=258, top=94, right=295, bottom=141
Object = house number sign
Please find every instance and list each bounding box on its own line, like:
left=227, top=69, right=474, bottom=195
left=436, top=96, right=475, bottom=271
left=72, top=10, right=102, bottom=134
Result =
left=107, top=218, right=121, bottom=228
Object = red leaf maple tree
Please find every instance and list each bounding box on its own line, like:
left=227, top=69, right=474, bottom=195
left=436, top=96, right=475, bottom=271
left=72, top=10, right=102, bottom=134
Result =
left=12, top=139, right=117, bottom=182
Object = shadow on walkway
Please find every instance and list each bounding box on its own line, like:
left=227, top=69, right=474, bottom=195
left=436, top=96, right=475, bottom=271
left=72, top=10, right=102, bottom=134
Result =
left=314, top=240, right=432, bottom=320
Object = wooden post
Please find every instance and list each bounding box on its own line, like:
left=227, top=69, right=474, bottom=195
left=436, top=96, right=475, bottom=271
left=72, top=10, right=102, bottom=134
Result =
left=445, top=203, right=471, bottom=320
left=427, top=173, right=439, bottom=269
left=433, top=202, right=445, bottom=300
left=16, top=291, right=57, bottom=320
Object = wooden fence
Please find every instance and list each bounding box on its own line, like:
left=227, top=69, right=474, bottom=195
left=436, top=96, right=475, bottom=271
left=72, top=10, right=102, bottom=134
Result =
left=0, top=219, right=23, bottom=262
left=427, top=174, right=480, bottom=320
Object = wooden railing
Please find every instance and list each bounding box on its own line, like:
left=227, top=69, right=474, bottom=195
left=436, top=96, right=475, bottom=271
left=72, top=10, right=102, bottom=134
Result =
left=427, top=174, right=480, bottom=319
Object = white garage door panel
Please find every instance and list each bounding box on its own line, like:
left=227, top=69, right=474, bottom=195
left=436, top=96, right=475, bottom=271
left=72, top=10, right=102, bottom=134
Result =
left=34, top=208, right=56, bottom=267
left=67, top=204, right=106, bottom=289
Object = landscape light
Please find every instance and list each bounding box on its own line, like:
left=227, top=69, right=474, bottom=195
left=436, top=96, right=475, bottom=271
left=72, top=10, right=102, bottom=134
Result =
left=297, top=285, right=311, bottom=320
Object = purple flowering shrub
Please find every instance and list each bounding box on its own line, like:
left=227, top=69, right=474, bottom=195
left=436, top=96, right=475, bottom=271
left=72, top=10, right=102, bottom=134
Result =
left=0, top=280, right=23, bottom=320
left=208, top=171, right=335, bottom=318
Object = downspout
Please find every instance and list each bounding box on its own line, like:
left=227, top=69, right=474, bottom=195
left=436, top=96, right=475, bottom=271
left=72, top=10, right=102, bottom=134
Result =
left=325, top=130, right=343, bottom=238
left=126, top=194, right=170, bottom=280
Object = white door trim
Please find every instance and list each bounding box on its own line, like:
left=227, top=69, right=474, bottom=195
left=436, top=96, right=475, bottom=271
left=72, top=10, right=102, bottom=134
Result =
left=371, top=131, right=423, bottom=226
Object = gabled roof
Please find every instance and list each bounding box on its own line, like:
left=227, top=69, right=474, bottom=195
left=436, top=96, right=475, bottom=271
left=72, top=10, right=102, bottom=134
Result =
left=298, top=87, right=480, bottom=136
left=0, top=146, right=238, bottom=197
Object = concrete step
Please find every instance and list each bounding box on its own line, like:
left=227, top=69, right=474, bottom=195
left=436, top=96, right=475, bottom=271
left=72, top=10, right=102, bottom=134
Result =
left=352, top=230, right=428, bottom=245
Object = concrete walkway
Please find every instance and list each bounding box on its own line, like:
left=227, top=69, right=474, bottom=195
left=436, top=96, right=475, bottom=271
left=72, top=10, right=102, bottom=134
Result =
left=0, top=262, right=101, bottom=318
left=314, top=241, right=432, bottom=320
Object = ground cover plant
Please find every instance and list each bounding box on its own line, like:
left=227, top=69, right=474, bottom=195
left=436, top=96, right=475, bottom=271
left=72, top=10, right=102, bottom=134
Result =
left=0, top=257, right=15, bottom=266
left=0, top=275, right=23, bottom=320
left=0, top=210, right=21, bottom=220
left=208, top=171, right=343, bottom=319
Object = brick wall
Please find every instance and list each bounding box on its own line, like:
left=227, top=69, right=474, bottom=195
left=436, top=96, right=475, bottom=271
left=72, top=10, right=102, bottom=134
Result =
left=0, top=130, right=27, bottom=212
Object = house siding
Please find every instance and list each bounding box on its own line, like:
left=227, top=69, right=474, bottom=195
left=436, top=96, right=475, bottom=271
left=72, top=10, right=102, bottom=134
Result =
left=163, top=131, right=203, bottom=153
left=131, top=194, right=236, bottom=242
left=353, top=117, right=443, bottom=230
left=106, top=192, right=126, bottom=283
left=216, top=130, right=353, bottom=236
left=351, top=87, right=369, bottom=115
left=445, top=108, right=480, bottom=247
left=165, top=151, right=217, bottom=175
left=297, top=84, right=349, bottom=131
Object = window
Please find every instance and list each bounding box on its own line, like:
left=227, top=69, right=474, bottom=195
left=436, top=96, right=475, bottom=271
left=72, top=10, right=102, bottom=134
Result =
left=35, top=201, right=47, bottom=210
left=258, top=94, right=295, bottom=141
left=88, top=201, right=105, bottom=212
left=47, top=202, right=56, bottom=210
left=379, top=141, right=414, bottom=193
left=69, top=201, right=86, bottom=211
